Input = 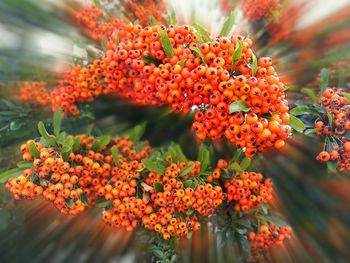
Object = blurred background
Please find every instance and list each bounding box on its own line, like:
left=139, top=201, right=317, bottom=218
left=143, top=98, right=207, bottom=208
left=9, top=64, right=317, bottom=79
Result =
left=1, top=0, right=350, bottom=262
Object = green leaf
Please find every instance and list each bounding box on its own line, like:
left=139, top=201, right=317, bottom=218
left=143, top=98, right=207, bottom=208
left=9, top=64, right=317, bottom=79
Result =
left=231, top=40, right=242, bottom=71
left=319, top=68, right=330, bottom=95
left=187, top=230, right=193, bottom=239
left=153, top=182, right=164, bottom=192
left=229, top=101, right=250, bottom=114
left=158, top=28, right=174, bottom=58
left=169, top=144, right=188, bottom=163
left=111, top=146, right=120, bottom=166
left=28, top=140, right=40, bottom=158
left=289, top=115, right=305, bottom=132
left=301, top=88, right=318, bottom=102
left=228, top=162, right=242, bottom=172
left=142, top=159, right=166, bottom=174
left=92, top=135, right=111, bottom=152
left=65, top=199, right=74, bottom=208
left=290, top=105, right=320, bottom=116
left=16, top=161, right=32, bottom=168
left=231, top=149, right=243, bottom=162
left=179, top=163, right=195, bottom=177
left=240, top=157, right=251, bottom=171
left=178, top=59, right=186, bottom=68
left=62, top=137, right=74, bottom=161
left=53, top=108, right=64, bottom=136
left=80, top=194, right=89, bottom=206
left=141, top=55, right=162, bottom=66
left=153, top=249, right=165, bottom=259
left=37, top=121, right=57, bottom=147
left=219, top=9, right=238, bottom=37
left=190, top=46, right=207, bottom=64
left=198, top=144, right=210, bottom=172
left=72, top=137, right=81, bottom=152
left=183, top=179, right=193, bottom=188
left=192, top=23, right=211, bottom=42
left=251, top=53, right=258, bottom=76
left=192, top=31, right=204, bottom=43
left=0, top=168, right=24, bottom=183
left=149, top=15, right=157, bottom=26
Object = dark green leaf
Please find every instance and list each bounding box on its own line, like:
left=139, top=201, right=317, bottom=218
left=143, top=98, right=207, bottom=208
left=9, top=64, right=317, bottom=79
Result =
left=190, top=46, right=207, bottom=64
left=80, top=194, right=89, bottom=206
left=125, top=123, right=146, bottom=142
left=327, top=111, right=333, bottom=127
left=142, top=159, right=166, bottom=174
left=231, top=149, right=243, bottom=162
left=179, top=163, right=195, bottom=177
left=111, top=145, right=120, bottom=166
left=265, top=216, right=286, bottom=227
left=219, top=9, right=238, bottom=37
left=231, top=40, right=242, bottom=71
left=158, top=28, right=174, bottom=58
left=53, top=108, right=64, bottom=136
left=229, top=101, right=250, bottom=114
left=65, top=199, right=74, bottom=208
left=28, top=140, right=40, bottom=158
left=141, top=55, right=162, bottom=66
left=289, top=115, right=305, bottom=132
left=153, top=182, right=164, bottom=192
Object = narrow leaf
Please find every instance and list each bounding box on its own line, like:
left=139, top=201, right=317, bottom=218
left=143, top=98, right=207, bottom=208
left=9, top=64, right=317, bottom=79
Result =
left=290, top=105, right=319, bottom=116
left=192, top=23, right=211, bottom=42
left=62, top=137, right=74, bottom=161
left=142, top=55, right=162, bottom=66
left=190, top=47, right=207, bottom=64
left=53, top=108, right=64, bottom=136
left=219, top=9, right=238, bottom=37
left=301, top=88, right=318, bottom=102
left=141, top=182, right=154, bottom=192
left=198, top=144, right=210, bottom=172
left=179, top=163, right=195, bottom=177
left=0, top=168, right=24, bottom=183
left=158, top=28, right=174, bottom=58
left=251, top=53, right=258, bottom=76
left=240, top=157, right=251, bottom=171
left=231, top=40, right=242, bottom=71
left=228, top=162, right=242, bottom=172
left=149, top=15, right=157, bottom=26
left=111, top=146, right=120, bottom=166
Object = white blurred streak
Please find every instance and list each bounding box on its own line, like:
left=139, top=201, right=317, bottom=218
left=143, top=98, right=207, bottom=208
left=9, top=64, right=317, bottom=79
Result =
left=0, top=25, right=21, bottom=49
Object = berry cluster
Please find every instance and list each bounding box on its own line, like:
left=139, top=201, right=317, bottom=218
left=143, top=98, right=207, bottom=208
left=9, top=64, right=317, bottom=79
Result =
left=5, top=135, right=152, bottom=215
left=19, top=81, right=51, bottom=106
left=314, top=88, right=350, bottom=171
left=103, top=157, right=224, bottom=239
left=248, top=224, right=292, bottom=254
left=51, top=17, right=290, bottom=156
left=224, top=171, right=273, bottom=212
left=123, top=0, right=165, bottom=26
